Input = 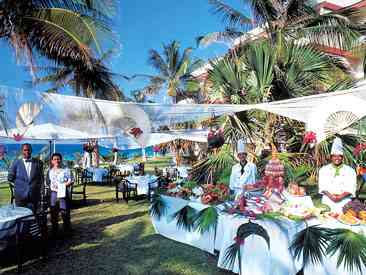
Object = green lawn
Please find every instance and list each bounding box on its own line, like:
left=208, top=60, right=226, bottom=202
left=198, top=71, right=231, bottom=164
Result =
left=0, top=157, right=230, bottom=275
left=0, top=184, right=10, bottom=205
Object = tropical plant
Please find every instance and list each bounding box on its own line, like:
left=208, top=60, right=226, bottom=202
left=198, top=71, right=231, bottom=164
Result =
left=223, top=221, right=270, bottom=274
left=32, top=50, right=126, bottom=100
left=0, top=0, right=117, bottom=77
left=199, top=0, right=361, bottom=52
left=193, top=206, right=218, bottom=234
left=172, top=205, right=197, bottom=232
left=149, top=194, right=167, bottom=220
left=191, top=144, right=235, bottom=184
left=135, top=40, right=203, bottom=103
left=291, top=225, right=366, bottom=274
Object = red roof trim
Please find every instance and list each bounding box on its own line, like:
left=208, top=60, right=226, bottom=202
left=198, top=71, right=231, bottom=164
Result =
left=315, top=45, right=360, bottom=63
left=349, top=0, right=366, bottom=9
left=314, top=2, right=343, bottom=12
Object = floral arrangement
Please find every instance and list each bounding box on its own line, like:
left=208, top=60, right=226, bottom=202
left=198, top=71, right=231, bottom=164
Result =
left=353, top=143, right=366, bottom=175
left=129, top=127, right=143, bottom=138
left=165, top=181, right=229, bottom=204
left=303, top=131, right=316, bottom=144
left=200, top=183, right=229, bottom=204
left=153, top=145, right=160, bottom=153
left=13, top=133, right=23, bottom=142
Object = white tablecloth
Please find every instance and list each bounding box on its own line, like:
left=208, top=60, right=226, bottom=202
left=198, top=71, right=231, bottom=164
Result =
left=127, top=175, right=158, bottom=195
left=0, top=205, right=33, bottom=239
left=151, top=195, right=216, bottom=254
left=151, top=197, right=366, bottom=275
left=87, top=167, right=108, bottom=182
left=117, top=164, right=134, bottom=174
left=176, top=166, right=190, bottom=179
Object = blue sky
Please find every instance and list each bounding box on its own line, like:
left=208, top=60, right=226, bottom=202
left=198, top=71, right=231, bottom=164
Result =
left=0, top=0, right=250, bottom=100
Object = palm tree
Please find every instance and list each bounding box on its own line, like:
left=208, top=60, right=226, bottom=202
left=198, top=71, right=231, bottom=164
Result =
left=32, top=53, right=127, bottom=101
left=199, top=0, right=361, bottom=52
left=0, top=0, right=117, bottom=77
left=135, top=40, right=203, bottom=103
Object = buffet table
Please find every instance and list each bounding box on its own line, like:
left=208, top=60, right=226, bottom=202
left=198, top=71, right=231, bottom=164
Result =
left=151, top=196, right=216, bottom=254
left=87, top=167, right=108, bottom=182
left=151, top=195, right=366, bottom=275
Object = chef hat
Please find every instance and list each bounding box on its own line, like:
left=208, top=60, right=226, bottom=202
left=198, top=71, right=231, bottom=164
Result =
left=237, top=139, right=246, bottom=154
left=331, top=137, right=343, bottom=155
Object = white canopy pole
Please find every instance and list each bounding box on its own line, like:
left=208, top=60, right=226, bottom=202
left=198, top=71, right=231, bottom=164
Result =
left=141, top=147, right=147, bottom=162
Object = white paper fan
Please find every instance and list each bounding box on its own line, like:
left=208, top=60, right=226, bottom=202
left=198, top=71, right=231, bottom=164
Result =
left=16, top=102, right=42, bottom=128
left=324, top=111, right=359, bottom=138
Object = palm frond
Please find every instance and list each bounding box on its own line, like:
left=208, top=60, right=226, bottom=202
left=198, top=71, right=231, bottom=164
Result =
left=149, top=194, right=167, bottom=220
left=208, top=0, right=252, bottom=29
left=196, top=28, right=244, bottom=47
left=223, top=242, right=240, bottom=271
left=193, top=206, right=218, bottom=234
left=223, top=221, right=270, bottom=274
left=237, top=221, right=270, bottom=249
left=172, top=205, right=197, bottom=232
left=191, top=144, right=235, bottom=183
left=290, top=225, right=331, bottom=268
left=326, top=229, right=366, bottom=273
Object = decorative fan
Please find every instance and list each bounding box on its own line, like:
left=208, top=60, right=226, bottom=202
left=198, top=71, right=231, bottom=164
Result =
left=15, top=102, right=42, bottom=128
left=324, top=111, right=359, bottom=138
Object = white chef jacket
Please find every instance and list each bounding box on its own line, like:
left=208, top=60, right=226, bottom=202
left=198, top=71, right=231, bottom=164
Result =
left=229, top=162, right=257, bottom=196
left=318, top=164, right=357, bottom=213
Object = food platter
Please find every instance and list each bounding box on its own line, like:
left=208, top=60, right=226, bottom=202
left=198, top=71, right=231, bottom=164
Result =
left=337, top=214, right=361, bottom=226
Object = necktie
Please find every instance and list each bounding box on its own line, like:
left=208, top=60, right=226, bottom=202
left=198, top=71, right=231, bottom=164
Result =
left=240, top=164, right=244, bottom=175
left=25, top=159, right=32, bottom=163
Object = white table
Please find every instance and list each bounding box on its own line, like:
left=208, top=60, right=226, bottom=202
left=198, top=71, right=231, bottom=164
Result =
left=87, top=167, right=108, bottom=182
left=0, top=205, right=33, bottom=239
left=176, top=166, right=190, bottom=179
left=127, top=175, right=158, bottom=195
left=151, top=197, right=366, bottom=275
left=117, top=164, right=134, bottom=174
left=151, top=195, right=216, bottom=254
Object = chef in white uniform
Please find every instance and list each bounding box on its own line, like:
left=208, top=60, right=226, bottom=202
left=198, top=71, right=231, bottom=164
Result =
left=318, top=137, right=357, bottom=213
left=229, top=139, right=257, bottom=196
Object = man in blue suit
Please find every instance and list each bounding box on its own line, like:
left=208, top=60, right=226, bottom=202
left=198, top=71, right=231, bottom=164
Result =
left=8, top=143, right=44, bottom=213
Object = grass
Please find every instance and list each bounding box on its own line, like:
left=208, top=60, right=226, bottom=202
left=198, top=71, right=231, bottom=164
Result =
left=0, top=157, right=230, bottom=275
left=1, top=185, right=228, bottom=275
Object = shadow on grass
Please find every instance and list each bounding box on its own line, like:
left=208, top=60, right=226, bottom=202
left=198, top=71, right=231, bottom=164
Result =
left=1, top=201, right=229, bottom=275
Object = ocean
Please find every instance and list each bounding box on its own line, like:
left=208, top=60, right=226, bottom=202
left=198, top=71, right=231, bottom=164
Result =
left=0, top=143, right=154, bottom=169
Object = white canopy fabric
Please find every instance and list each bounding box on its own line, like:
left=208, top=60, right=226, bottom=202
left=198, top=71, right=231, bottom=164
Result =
left=0, top=123, right=94, bottom=140
left=2, top=84, right=366, bottom=144
left=255, top=84, right=366, bottom=142
left=100, top=130, right=208, bottom=150
left=0, top=86, right=249, bottom=146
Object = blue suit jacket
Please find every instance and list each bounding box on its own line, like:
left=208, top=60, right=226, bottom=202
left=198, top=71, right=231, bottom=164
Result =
left=8, top=158, right=44, bottom=203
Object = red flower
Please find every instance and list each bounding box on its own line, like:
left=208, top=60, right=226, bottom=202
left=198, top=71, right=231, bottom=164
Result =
left=303, top=131, right=316, bottom=144
left=129, top=128, right=143, bottom=138
left=353, top=143, right=366, bottom=156
left=13, top=133, right=23, bottom=142
left=234, top=236, right=245, bottom=245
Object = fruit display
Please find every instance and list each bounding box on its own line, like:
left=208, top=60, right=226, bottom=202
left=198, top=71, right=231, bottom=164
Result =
left=200, top=183, right=230, bottom=204
left=280, top=202, right=314, bottom=220
left=262, top=156, right=285, bottom=198
left=338, top=212, right=360, bottom=226
left=288, top=183, right=306, bottom=196
left=342, top=199, right=366, bottom=220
